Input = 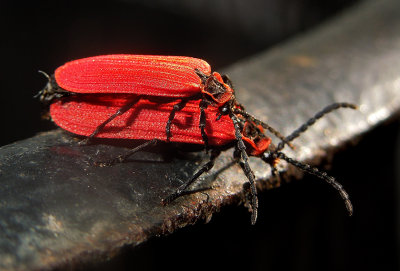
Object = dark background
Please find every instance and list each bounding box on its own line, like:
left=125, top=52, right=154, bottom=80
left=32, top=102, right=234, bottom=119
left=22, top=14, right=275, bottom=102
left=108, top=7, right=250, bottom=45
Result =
left=0, top=0, right=361, bottom=147
left=1, top=0, right=399, bottom=270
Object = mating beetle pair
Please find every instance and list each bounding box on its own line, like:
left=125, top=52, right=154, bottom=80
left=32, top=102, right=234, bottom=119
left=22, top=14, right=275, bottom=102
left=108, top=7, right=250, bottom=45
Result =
left=38, top=54, right=356, bottom=224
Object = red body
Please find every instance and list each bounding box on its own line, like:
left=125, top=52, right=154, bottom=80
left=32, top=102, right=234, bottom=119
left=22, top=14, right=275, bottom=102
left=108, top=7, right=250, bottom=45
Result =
left=55, top=55, right=211, bottom=97
left=50, top=95, right=235, bottom=145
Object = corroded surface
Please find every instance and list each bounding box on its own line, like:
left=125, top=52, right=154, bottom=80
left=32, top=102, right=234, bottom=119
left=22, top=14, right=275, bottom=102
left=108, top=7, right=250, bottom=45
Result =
left=1, top=0, right=400, bottom=270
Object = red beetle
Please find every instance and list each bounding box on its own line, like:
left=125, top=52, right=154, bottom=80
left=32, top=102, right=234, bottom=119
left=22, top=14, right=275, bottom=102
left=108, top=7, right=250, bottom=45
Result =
left=39, top=54, right=356, bottom=224
left=38, top=55, right=241, bottom=147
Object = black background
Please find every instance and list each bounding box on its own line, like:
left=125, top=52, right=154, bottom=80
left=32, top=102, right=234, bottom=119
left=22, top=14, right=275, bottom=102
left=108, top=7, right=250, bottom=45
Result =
left=1, top=0, right=399, bottom=270
left=0, top=0, right=360, bottom=147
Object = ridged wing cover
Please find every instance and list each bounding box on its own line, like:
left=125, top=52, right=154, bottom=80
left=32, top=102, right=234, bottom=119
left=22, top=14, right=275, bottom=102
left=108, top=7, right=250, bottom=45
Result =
left=55, top=55, right=211, bottom=97
left=50, top=95, right=235, bottom=146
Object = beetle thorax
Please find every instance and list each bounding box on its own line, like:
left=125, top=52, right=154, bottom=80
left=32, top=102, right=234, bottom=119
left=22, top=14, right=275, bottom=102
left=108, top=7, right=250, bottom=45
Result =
left=201, top=71, right=234, bottom=107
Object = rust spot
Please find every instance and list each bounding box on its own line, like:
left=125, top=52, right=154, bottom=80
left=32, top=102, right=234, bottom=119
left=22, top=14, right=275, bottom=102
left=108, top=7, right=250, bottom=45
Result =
left=287, top=55, right=317, bottom=67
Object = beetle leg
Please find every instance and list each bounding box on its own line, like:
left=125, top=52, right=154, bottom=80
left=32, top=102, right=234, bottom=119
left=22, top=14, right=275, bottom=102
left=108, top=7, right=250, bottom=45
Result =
left=199, top=100, right=209, bottom=150
left=94, top=138, right=160, bottom=167
left=80, top=95, right=142, bottom=145
left=260, top=150, right=282, bottom=187
left=230, top=113, right=258, bottom=225
left=166, top=94, right=201, bottom=142
left=161, top=149, right=221, bottom=205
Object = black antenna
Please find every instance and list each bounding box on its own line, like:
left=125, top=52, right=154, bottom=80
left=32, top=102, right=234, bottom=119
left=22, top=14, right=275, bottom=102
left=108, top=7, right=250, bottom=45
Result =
left=276, top=103, right=357, bottom=152
left=263, top=150, right=353, bottom=215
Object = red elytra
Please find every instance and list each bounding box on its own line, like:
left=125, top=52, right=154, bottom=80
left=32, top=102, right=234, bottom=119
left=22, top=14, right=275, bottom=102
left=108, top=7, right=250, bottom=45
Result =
left=50, top=95, right=235, bottom=145
left=54, top=55, right=211, bottom=98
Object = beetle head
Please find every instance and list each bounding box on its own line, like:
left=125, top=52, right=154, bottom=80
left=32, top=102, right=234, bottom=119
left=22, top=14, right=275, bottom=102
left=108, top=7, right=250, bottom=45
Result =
left=241, top=120, right=272, bottom=157
left=195, top=69, right=234, bottom=107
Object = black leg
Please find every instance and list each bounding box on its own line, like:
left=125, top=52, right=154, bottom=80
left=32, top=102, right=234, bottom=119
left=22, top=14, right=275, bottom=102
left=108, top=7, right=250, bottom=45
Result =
left=269, top=150, right=353, bottom=215
left=161, top=149, right=222, bottom=205
left=230, top=113, right=259, bottom=225
left=276, top=102, right=357, bottom=151
left=166, top=99, right=190, bottom=142
left=165, top=94, right=201, bottom=141
left=199, top=100, right=209, bottom=150
left=94, top=138, right=160, bottom=167
left=80, top=95, right=142, bottom=145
